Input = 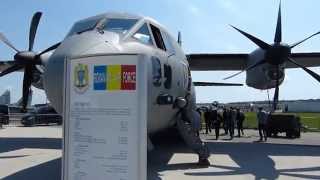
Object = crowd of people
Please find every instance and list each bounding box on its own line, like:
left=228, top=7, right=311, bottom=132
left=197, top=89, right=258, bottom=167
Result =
left=196, top=106, right=270, bottom=142
left=197, top=106, right=245, bottom=140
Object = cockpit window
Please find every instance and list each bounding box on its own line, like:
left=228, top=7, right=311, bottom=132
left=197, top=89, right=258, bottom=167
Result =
left=102, top=18, right=138, bottom=34
left=161, top=31, right=175, bottom=54
left=133, top=23, right=153, bottom=45
left=150, top=24, right=166, bottom=51
left=67, top=18, right=138, bottom=37
left=67, top=18, right=100, bottom=36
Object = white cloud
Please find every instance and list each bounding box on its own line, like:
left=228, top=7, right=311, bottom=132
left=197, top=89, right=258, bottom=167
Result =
left=174, top=0, right=203, bottom=17
left=216, top=0, right=237, bottom=13
left=188, top=4, right=201, bottom=16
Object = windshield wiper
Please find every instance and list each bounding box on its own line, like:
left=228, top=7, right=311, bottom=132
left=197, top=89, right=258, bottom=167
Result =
left=77, top=18, right=107, bottom=35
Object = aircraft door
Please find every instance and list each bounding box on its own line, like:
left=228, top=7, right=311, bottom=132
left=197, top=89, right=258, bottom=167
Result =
left=149, top=24, right=175, bottom=131
left=180, top=63, right=189, bottom=93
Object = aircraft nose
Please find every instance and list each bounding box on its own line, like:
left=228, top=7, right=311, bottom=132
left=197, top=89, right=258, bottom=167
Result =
left=57, top=31, right=119, bottom=57
left=43, top=31, right=120, bottom=114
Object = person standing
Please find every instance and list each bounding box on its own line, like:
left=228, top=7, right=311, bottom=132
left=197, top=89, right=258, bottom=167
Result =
left=192, top=109, right=201, bottom=137
left=204, top=107, right=211, bottom=134
left=257, top=107, right=269, bottom=141
left=211, top=109, right=220, bottom=140
left=236, top=108, right=245, bottom=137
left=196, top=108, right=203, bottom=132
left=229, top=107, right=236, bottom=139
left=222, top=108, right=228, bottom=135
left=176, top=94, right=210, bottom=166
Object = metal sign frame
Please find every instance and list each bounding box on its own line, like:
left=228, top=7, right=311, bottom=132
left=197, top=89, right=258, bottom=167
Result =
left=62, top=54, right=147, bottom=180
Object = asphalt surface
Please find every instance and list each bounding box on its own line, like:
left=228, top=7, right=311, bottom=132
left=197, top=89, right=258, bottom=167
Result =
left=0, top=126, right=319, bottom=180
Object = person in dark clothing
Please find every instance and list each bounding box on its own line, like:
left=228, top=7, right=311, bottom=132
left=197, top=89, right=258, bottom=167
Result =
left=210, top=109, right=220, bottom=140
left=210, top=108, right=217, bottom=129
left=204, top=108, right=211, bottom=134
left=236, top=108, right=245, bottom=137
left=228, top=107, right=236, bottom=140
left=214, top=110, right=222, bottom=140
left=222, top=108, right=228, bottom=135
left=195, top=108, right=202, bottom=136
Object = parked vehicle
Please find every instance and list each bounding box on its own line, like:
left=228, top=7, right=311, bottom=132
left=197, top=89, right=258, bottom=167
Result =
left=21, top=105, right=62, bottom=126
left=0, top=104, right=9, bottom=125
left=266, top=113, right=301, bottom=138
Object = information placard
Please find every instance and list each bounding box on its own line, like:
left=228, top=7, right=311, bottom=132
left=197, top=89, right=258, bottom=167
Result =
left=63, top=54, right=147, bottom=180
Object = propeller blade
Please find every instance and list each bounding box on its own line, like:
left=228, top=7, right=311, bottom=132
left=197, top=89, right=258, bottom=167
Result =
left=29, top=12, right=42, bottom=51
left=193, top=82, right=243, bottom=86
left=273, top=66, right=280, bottom=111
left=22, top=65, right=34, bottom=111
left=0, top=64, right=23, bottom=77
left=230, top=25, right=271, bottom=50
left=290, top=31, right=320, bottom=49
left=274, top=1, right=282, bottom=43
left=287, top=57, right=320, bottom=82
left=38, top=42, right=61, bottom=56
left=0, top=32, right=19, bottom=52
left=223, top=59, right=267, bottom=80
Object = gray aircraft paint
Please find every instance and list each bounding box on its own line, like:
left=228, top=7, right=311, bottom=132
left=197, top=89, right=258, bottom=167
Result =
left=35, top=12, right=309, bottom=134
left=246, top=49, right=285, bottom=89
left=43, top=13, right=190, bottom=134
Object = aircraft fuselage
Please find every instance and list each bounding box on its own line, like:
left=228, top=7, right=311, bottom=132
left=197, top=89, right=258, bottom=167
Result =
left=40, top=13, right=286, bottom=135
left=43, top=14, right=192, bottom=134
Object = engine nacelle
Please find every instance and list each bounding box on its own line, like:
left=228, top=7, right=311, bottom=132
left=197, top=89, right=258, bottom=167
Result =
left=246, top=49, right=285, bottom=90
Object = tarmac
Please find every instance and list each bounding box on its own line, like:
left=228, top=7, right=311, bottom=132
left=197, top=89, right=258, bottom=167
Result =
left=0, top=125, right=319, bottom=180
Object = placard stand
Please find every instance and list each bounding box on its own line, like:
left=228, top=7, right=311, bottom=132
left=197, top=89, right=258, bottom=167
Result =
left=62, top=54, right=147, bottom=180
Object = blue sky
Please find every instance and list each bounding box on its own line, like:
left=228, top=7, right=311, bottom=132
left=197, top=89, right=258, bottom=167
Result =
left=0, top=0, right=319, bottom=104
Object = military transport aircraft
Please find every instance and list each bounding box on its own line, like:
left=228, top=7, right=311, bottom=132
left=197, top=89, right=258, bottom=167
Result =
left=0, top=3, right=320, bottom=163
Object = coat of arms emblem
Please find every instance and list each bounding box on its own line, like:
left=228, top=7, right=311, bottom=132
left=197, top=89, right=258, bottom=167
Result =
left=74, top=63, right=89, bottom=93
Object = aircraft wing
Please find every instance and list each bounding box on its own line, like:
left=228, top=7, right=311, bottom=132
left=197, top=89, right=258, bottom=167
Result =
left=193, top=81, right=243, bottom=86
left=287, top=52, right=320, bottom=68
left=0, top=61, right=18, bottom=72
left=187, top=53, right=248, bottom=71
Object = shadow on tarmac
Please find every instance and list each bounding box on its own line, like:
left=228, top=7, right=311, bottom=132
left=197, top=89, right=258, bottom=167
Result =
left=0, top=137, right=61, bottom=153
left=148, top=129, right=320, bottom=180
left=0, top=137, right=62, bottom=180
left=4, top=158, right=61, bottom=180
left=1, top=132, right=319, bottom=180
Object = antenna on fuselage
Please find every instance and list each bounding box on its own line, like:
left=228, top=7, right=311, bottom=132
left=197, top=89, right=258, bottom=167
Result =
left=177, top=31, right=182, bottom=46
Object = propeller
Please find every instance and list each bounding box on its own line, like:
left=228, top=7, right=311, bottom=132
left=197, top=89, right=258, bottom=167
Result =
left=225, top=2, right=320, bottom=111
left=0, top=12, right=60, bottom=111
